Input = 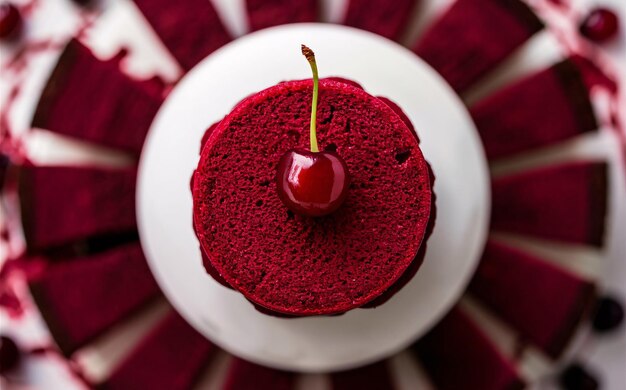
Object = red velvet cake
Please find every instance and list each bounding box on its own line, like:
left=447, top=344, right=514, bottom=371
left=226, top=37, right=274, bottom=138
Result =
left=192, top=77, right=434, bottom=316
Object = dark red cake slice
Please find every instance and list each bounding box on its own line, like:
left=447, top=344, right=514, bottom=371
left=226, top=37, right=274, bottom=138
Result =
left=99, top=310, right=216, bottom=390
left=133, top=0, right=231, bottom=71
left=468, top=239, right=596, bottom=358
left=18, top=165, right=137, bottom=253
left=412, top=306, right=525, bottom=390
left=193, top=79, right=433, bottom=316
left=331, top=360, right=395, bottom=390
left=222, top=358, right=294, bottom=390
left=28, top=243, right=161, bottom=356
left=342, top=0, right=417, bottom=41
left=470, top=58, right=597, bottom=160
left=491, top=162, right=608, bottom=246
left=31, top=39, right=163, bottom=155
left=245, top=0, right=317, bottom=32
left=413, top=0, right=544, bottom=93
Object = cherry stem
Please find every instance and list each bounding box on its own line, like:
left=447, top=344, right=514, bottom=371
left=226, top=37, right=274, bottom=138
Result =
left=301, top=44, right=319, bottom=153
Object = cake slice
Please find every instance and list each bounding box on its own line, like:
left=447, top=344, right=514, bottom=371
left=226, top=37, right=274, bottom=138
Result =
left=468, top=239, right=596, bottom=358
left=133, top=0, right=231, bottom=70
left=470, top=58, right=597, bottom=160
left=245, top=0, right=317, bottom=32
left=411, top=306, right=525, bottom=390
left=18, top=165, right=137, bottom=253
left=99, top=310, right=216, bottom=390
left=222, top=358, right=294, bottom=390
left=31, top=39, right=163, bottom=155
left=331, top=360, right=395, bottom=390
left=413, top=0, right=544, bottom=93
left=343, top=0, right=417, bottom=41
left=28, top=243, right=161, bottom=355
left=193, top=78, right=433, bottom=316
left=491, top=162, right=608, bottom=246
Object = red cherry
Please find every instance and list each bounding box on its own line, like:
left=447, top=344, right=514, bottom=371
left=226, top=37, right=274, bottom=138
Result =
left=0, top=335, right=21, bottom=374
left=276, top=149, right=350, bottom=217
left=0, top=3, right=21, bottom=39
left=580, top=8, right=620, bottom=43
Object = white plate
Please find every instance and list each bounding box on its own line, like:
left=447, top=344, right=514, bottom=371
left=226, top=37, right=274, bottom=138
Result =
left=137, top=24, right=490, bottom=372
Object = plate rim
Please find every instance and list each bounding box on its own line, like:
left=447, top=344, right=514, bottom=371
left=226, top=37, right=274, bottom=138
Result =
left=137, top=23, right=491, bottom=372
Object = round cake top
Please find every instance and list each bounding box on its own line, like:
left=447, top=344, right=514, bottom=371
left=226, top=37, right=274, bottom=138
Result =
left=193, top=79, right=432, bottom=315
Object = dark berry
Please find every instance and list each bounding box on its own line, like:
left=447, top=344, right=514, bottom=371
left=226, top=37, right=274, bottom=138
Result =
left=276, top=149, right=350, bottom=217
left=580, top=8, right=620, bottom=42
left=592, top=296, right=624, bottom=333
left=71, top=0, right=94, bottom=6
left=0, top=2, right=21, bottom=39
left=0, top=153, right=9, bottom=192
left=0, top=335, right=20, bottom=375
left=558, top=363, right=599, bottom=390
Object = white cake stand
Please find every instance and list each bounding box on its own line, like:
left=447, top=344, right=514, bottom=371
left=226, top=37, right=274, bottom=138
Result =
left=137, top=24, right=490, bottom=372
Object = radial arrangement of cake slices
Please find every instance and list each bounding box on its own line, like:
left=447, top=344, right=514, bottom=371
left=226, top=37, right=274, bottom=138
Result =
left=8, top=0, right=616, bottom=388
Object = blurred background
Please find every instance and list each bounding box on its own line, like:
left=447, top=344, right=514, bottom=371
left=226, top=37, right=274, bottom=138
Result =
left=1, top=0, right=625, bottom=389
